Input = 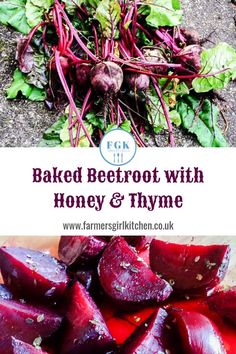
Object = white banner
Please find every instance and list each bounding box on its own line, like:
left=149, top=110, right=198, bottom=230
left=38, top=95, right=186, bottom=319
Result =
left=0, top=148, right=235, bottom=236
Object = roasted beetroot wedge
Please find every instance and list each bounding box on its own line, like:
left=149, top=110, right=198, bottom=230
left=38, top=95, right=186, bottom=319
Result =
left=0, top=298, right=62, bottom=354
left=0, top=247, right=68, bottom=302
left=170, top=309, right=226, bottom=354
left=150, top=240, right=230, bottom=295
left=123, top=236, right=152, bottom=251
left=98, top=237, right=172, bottom=306
left=0, top=284, right=13, bottom=300
left=58, top=236, right=108, bottom=266
left=121, top=308, right=174, bottom=354
left=12, top=337, right=48, bottom=354
left=207, top=286, right=236, bottom=326
left=60, top=281, right=116, bottom=354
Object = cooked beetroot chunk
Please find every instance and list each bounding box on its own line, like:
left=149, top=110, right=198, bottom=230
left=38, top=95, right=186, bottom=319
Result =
left=0, top=298, right=62, bottom=354
left=171, top=309, right=226, bottom=354
left=150, top=240, right=230, bottom=295
left=12, top=338, right=48, bottom=354
left=61, top=281, right=115, bottom=354
left=0, top=284, right=13, bottom=300
left=0, top=247, right=68, bottom=302
left=121, top=308, right=173, bottom=354
left=58, top=236, right=107, bottom=266
left=98, top=237, right=172, bottom=306
left=207, top=286, right=236, bottom=326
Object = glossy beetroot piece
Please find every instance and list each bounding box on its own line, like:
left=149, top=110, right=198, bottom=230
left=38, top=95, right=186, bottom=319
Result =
left=121, top=308, right=173, bottom=354
left=171, top=309, right=226, bottom=354
left=0, top=247, right=68, bottom=302
left=207, top=286, right=236, bottom=326
left=61, top=281, right=115, bottom=354
left=150, top=240, right=230, bottom=295
left=58, top=236, right=107, bottom=266
left=124, top=236, right=153, bottom=251
left=0, top=298, right=62, bottom=354
left=12, top=338, right=48, bottom=354
left=98, top=237, right=172, bottom=306
left=0, top=284, right=13, bottom=300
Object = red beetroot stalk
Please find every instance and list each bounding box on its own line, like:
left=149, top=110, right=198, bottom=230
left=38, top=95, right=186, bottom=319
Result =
left=55, top=0, right=97, bottom=61
left=74, top=88, right=92, bottom=146
left=54, top=50, right=95, bottom=146
left=155, top=29, right=180, bottom=53
left=124, top=67, right=229, bottom=80
left=152, top=78, right=175, bottom=147
left=92, top=25, right=99, bottom=57
left=118, top=104, right=146, bottom=147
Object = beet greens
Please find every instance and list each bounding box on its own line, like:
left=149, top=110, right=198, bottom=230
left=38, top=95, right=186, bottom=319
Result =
left=1, top=0, right=236, bottom=147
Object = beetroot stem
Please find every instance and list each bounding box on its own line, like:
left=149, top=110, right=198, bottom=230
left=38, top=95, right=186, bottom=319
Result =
left=54, top=50, right=95, bottom=147
left=55, top=0, right=97, bottom=61
left=152, top=78, right=175, bottom=147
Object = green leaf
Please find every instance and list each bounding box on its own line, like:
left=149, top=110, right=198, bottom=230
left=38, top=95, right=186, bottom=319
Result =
left=60, top=119, right=93, bottom=147
left=7, top=69, right=46, bottom=101
left=26, top=53, right=48, bottom=89
left=177, top=95, right=228, bottom=147
left=95, top=0, right=121, bottom=38
left=38, top=115, right=67, bottom=147
left=86, top=112, right=105, bottom=130
left=141, top=0, right=183, bottom=28
left=62, top=0, right=83, bottom=15
left=192, top=43, right=236, bottom=93
left=0, top=0, right=31, bottom=34
left=147, top=87, right=181, bottom=133
left=105, top=123, right=118, bottom=132
left=120, top=120, right=131, bottom=132
left=25, top=0, right=53, bottom=27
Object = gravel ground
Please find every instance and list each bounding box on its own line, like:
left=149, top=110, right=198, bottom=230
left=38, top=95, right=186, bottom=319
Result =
left=0, top=0, right=235, bottom=147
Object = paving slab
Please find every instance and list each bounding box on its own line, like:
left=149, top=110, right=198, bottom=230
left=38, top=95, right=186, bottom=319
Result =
left=0, top=0, right=235, bottom=147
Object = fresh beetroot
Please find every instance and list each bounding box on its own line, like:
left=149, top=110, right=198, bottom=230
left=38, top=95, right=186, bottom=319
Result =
left=58, top=236, right=107, bottom=266
left=90, top=61, right=123, bottom=95
left=170, top=309, right=226, bottom=354
left=12, top=338, right=48, bottom=354
left=75, top=63, right=92, bottom=90
left=125, top=73, right=150, bottom=91
left=150, top=239, right=230, bottom=296
left=0, top=284, right=13, bottom=300
left=98, top=237, right=172, bottom=306
left=51, top=56, right=69, bottom=76
left=0, top=247, right=68, bottom=302
left=121, top=308, right=174, bottom=354
left=181, top=28, right=200, bottom=45
left=175, top=45, right=202, bottom=72
left=143, top=47, right=169, bottom=74
left=0, top=298, right=62, bottom=354
left=207, top=286, right=236, bottom=326
left=60, top=281, right=115, bottom=354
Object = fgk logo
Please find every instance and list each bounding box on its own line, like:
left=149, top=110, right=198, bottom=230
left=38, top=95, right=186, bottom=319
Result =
left=99, top=129, right=137, bottom=166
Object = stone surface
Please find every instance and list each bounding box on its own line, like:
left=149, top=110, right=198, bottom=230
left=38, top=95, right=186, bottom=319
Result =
left=0, top=0, right=235, bottom=146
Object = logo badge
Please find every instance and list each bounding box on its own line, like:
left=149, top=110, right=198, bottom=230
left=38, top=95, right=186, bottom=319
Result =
left=99, top=129, right=137, bottom=166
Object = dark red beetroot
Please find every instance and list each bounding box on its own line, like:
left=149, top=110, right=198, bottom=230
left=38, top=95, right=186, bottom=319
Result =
left=98, top=237, right=172, bottom=306
left=125, top=73, right=150, bottom=91
left=60, top=281, right=115, bottom=354
left=175, top=45, right=202, bottom=72
left=207, top=286, right=236, bottom=326
left=12, top=337, right=48, bottom=354
left=0, top=298, right=62, bottom=354
left=150, top=240, right=230, bottom=296
left=170, top=309, right=226, bottom=354
left=58, top=236, right=108, bottom=266
left=0, top=284, right=13, bottom=300
left=75, top=63, right=92, bottom=90
left=0, top=247, right=68, bottom=302
left=121, top=308, right=174, bottom=354
left=90, top=61, right=123, bottom=95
